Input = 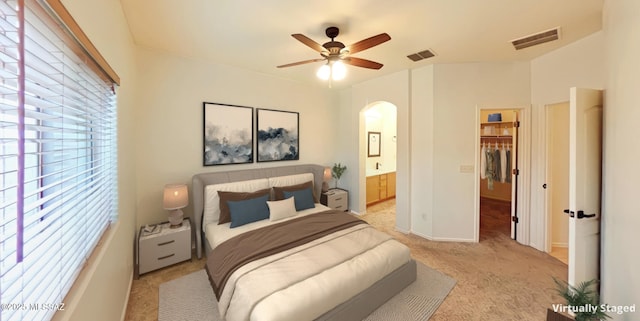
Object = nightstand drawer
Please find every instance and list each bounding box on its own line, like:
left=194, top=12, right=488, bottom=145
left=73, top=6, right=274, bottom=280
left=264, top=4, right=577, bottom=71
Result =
left=326, top=193, right=346, bottom=203
left=140, top=232, right=188, bottom=257
left=332, top=202, right=347, bottom=211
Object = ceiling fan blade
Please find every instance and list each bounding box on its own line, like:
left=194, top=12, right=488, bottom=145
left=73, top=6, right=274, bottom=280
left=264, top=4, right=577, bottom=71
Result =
left=291, top=34, right=325, bottom=53
left=347, top=33, right=391, bottom=55
left=277, top=58, right=325, bottom=68
left=343, top=57, right=384, bottom=70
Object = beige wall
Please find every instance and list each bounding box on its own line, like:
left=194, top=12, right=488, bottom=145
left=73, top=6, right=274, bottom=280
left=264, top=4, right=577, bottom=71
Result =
left=134, top=47, right=339, bottom=227
left=341, top=62, right=530, bottom=240
left=602, top=0, right=640, bottom=318
left=429, top=62, right=530, bottom=241
left=54, top=0, right=138, bottom=321
left=349, top=31, right=605, bottom=248
left=410, top=66, right=435, bottom=237
left=339, top=62, right=530, bottom=241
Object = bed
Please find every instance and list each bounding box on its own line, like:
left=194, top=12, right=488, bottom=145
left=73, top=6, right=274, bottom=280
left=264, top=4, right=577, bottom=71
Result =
left=192, top=164, right=416, bottom=321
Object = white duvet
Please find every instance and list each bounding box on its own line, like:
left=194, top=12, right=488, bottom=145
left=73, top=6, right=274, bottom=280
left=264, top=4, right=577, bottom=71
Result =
left=206, top=206, right=411, bottom=321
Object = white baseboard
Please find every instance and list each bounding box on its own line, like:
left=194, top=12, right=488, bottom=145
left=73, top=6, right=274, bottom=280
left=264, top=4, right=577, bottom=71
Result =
left=120, top=274, right=133, bottom=321
left=552, top=242, right=568, bottom=248
left=410, top=230, right=476, bottom=243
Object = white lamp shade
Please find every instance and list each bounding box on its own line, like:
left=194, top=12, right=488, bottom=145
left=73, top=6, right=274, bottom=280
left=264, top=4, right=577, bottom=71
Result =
left=316, top=64, right=330, bottom=80
left=163, top=184, right=188, bottom=210
left=332, top=61, right=347, bottom=80
left=322, top=167, right=332, bottom=192
left=323, top=167, right=332, bottom=181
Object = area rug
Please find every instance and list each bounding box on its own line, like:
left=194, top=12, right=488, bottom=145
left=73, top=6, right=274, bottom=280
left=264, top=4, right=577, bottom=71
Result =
left=158, top=261, right=456, bottom=321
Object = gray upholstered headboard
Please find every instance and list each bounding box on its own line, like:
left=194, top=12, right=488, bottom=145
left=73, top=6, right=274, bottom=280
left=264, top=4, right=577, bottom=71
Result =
left=192, top=164, right=325, bottom=258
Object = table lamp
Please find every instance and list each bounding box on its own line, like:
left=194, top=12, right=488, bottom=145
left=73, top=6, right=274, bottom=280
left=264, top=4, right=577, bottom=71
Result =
left=163, top=184, right=188, bottom=227
left=322, top=167, right=332, bottom=192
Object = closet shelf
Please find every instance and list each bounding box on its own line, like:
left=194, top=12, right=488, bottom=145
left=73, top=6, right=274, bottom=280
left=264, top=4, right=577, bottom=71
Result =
left=481, top=135, right=512, bottom=138
left=480, top=121, right=514, bottom=127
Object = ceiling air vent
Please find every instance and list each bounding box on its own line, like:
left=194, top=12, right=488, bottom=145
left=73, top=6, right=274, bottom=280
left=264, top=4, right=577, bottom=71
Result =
left=511, top=27, right=560, bottom=50
left=407, top=49, right=436, bottom=62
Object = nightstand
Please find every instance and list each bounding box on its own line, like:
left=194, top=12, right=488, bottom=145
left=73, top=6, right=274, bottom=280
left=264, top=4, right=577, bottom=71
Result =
left=321, top=188, right=349, bottom=211
left=137, top=218, right=192, bottom=276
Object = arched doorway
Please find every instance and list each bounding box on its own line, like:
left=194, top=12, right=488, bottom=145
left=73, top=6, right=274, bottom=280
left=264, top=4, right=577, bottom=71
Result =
left=360, top=101, right=397, bottom=215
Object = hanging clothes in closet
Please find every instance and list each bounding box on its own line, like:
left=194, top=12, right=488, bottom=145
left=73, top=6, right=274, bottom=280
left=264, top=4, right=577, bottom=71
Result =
left=485, top=143, right=496, bottom=190
left=494, top=143, right=502, bottom=183
left=505, top=145, right=512, bottom=183
left=500, top=143, right=507, bottom=183
left=480, top=143, right=487, bottom=179
left=482, top=140, right=512, bottom=190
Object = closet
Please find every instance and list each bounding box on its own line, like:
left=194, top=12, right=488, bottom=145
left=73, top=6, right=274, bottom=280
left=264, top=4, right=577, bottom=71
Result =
left=479, top=109, right=519, bottom=240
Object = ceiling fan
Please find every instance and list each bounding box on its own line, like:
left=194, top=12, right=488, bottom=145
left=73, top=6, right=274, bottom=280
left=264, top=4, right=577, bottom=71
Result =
left=277, top=26, right=391, bottom=79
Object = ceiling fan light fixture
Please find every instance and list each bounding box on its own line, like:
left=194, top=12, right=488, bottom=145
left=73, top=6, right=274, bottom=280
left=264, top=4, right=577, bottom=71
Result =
left=285, top=27, right=389, bottom=83
left=332, top=61, right=347, bottom=80
left=316, top=61, right=347, bottom=81
left=316, top=64, right=331, bottom=80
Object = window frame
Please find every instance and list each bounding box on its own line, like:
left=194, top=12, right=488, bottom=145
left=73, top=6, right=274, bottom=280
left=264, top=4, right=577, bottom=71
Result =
left=0, top=0, right=120, bottom=320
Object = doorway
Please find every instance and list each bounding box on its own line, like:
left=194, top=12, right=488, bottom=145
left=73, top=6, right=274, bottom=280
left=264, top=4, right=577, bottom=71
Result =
left=542, top=88, right=603, bottom=288
left=478, top=109, right=519, bottom=241
left=362, top=102, right=397, bottom=213
left=545, top=102, right=570, bottom=265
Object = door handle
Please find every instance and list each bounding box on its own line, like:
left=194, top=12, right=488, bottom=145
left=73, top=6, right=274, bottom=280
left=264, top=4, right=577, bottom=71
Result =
left=576, top=210, right=596, bottom=219
left=563, top=209, right=575, bottom=218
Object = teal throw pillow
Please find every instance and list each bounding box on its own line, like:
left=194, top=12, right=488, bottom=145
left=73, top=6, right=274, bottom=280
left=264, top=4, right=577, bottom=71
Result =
left=228, top=194, right=270, bottom=228
left=283, top=188, right=315, bottom=211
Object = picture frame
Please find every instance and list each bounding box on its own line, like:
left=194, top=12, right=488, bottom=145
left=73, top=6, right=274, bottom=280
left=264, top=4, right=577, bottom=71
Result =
left=203, top=102, right=253, bottom=166
left=257, top=108, right=299, bottom=162
left=368, top=131, right=381, bottom=157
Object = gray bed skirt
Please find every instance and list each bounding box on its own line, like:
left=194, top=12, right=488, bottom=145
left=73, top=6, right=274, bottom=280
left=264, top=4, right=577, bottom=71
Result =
left=315, top=259, right=417, bottom=321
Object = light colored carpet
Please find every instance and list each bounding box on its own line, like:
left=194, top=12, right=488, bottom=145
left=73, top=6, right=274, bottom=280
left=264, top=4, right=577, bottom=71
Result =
left=158, top=262, right=456, bottom=321
left=127, top=199, right=568, bottom=321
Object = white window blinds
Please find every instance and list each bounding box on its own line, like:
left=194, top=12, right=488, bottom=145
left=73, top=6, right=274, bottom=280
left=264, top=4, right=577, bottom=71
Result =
left=0, top=0, right=117, bottom=320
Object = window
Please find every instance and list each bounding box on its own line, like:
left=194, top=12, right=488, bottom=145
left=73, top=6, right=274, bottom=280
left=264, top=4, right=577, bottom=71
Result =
left=0, top=1, right=118, bottom=320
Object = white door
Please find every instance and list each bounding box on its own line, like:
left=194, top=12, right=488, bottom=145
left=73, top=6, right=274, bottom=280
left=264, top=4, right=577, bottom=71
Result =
left=568, top=87, right=603, bottom=287
left=510, top=110, right=519, bottom=240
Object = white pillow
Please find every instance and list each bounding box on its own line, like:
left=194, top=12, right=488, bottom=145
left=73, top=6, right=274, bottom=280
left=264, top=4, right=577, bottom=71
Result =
left=268, top=173, right=315, bottom=188
left=203, top=178, right=270, bottom=230
left=267, top=197, right=297, bottom=222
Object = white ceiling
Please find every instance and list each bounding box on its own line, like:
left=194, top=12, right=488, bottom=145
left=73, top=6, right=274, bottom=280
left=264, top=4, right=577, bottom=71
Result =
left=120, top=0, right=603, bottom=89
